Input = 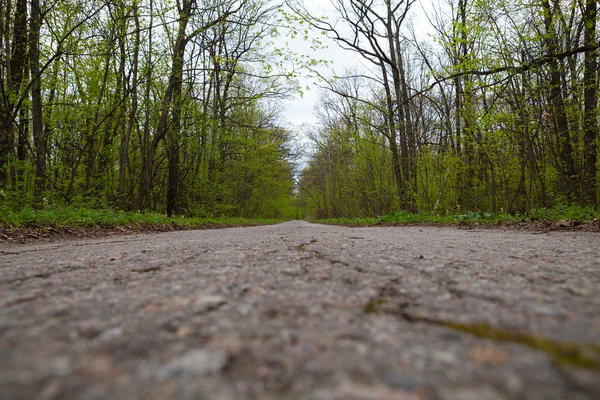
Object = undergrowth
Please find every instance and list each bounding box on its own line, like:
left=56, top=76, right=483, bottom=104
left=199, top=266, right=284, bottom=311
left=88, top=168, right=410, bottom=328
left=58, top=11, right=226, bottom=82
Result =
left=0, top=206, right=285, bottom=229
left=315, top=204, right=599, bottom=226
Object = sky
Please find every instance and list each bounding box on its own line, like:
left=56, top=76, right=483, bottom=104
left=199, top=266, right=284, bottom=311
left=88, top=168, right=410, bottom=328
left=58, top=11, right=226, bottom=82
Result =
left=280, top=0, right=437, bottom=127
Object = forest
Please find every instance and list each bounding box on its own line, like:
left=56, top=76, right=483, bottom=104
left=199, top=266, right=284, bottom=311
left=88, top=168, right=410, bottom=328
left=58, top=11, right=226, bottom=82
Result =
left=0, top=0, right=598, bottom=221
left=0, top=0, right=303, bottom=219
left=296, top=0, right=599, bottom=218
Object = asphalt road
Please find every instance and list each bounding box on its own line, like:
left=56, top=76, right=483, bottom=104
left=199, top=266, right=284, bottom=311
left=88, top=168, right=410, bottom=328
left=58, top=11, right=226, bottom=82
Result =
left=1, top=221, right=599, bottom=399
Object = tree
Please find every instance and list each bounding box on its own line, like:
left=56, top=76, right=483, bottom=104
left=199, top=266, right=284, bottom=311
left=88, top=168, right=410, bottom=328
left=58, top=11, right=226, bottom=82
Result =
left=293, top=0, right=418, bottom=210
left=30, top=0, right=45, bottom=205
left=0, top=0, right=28, bottom=185
left=582, top=0, right=597, bottom=204
left=299, top=0, right=599, bottom=215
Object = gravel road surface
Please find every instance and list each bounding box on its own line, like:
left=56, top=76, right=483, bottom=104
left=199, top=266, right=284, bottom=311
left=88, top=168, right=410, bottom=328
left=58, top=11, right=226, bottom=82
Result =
left=1, top=221, right=599, bottom=399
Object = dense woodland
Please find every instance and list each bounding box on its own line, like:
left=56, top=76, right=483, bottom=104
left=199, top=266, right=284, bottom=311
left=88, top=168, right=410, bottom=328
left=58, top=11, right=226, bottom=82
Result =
left=0, top=0, right=598, bottom=219
left=0, top=0, right=302, bottom=218
left=296, top=0, right=598, bottom=218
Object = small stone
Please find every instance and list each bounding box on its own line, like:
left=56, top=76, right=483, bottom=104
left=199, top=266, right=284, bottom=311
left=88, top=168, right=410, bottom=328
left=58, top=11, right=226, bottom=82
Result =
left=565, top=286, right=589, bottom=297
left=382, top=369, right=419, bottom=391
left=77, top=321, right=103, bottom=339
left=556, top=220, right=570, bottom=227
left=176, top=326, right=192, bottom=338
left=158, top=349, right=228, bottom=378
left=194, top=295, right=227, bottom=313
left=343, top=276, right=359, bottom=285
left=281, top=266, right=305, bottom=277
left=98, top=327, right=123, bottom=342
left=48, top=356, right=72, bottom=377
left=129, top=261, right=163, bottom=273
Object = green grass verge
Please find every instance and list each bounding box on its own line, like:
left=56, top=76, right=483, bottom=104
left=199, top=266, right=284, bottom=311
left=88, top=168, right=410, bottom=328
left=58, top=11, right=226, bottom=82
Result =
left=0, top=206, right=287, bottom=229
left=314, top=204, right=600, bottom=226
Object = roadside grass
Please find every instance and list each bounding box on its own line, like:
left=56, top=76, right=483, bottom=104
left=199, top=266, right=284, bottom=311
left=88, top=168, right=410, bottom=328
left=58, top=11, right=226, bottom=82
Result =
left=315, top=204, right=600, bottom=227
left=0, top=206, right=286, bottom=229
left=2, top=203, right=598, bottom=231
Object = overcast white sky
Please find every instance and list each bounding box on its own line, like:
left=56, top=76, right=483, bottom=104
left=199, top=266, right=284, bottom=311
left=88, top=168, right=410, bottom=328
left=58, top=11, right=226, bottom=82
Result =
left=280, top=0, right=437, bottom=127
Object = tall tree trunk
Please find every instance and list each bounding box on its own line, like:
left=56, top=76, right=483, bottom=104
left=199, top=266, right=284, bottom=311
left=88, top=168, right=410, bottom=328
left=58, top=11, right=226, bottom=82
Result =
left=134, top=0, right=153, bottom=210
left=582, top=0, right=597, bottom=205
left=397, top=51, right=417, bottom=209
left=165, top=0, right=194, bottom=217
left=456, top=0, right=476, bottom=209
left=119, top=0, right=140, bottom=205
left=385, top=0, right=414, bottom=210
left=0, top=0, right=28, bottom=185
left=380, top=60, right=406, bottom=209
left=31, top=0, right=45, bottom=206
left=542, top=0, right=576, bottom=201
left=16, top=100, right=28, bottom=162
left=136, top=2, right=189, bottom=214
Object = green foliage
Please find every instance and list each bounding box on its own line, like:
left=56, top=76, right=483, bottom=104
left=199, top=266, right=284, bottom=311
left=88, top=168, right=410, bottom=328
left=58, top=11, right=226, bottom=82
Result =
left=297, top=0, right=599, bottom=219
left=0, top=206, right=285, bottom=229
left=0, top=0, right=304, bottom=221
left=315, top=217, right=381, bottom=226
left=314, top=205, right=599, bottom=226
left=1, top=0, right=598, bottom=222
left=530, top=204, right=600, bottom=222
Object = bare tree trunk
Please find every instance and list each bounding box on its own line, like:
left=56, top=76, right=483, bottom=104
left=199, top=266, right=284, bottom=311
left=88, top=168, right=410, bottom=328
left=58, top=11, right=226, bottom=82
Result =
left=380, top=61, right=406, bottom=208
left=0, top=0, right=27, bottom=185
left=456, top=0, right=476, bottom=209
left=119, top=0, right=140, bottom=205
left=541, top=0, right=576, bottom=201
left=134, top=0, right=153, bottom=210
left=384, top=0, right=415, bottom=210
left=398, top=51, right=417, bottom=209
left=165, top=1, right=192, bottom=217
left=166, top=33, right=185, bottom=217
left=31, top=0, right=45, bottom=206
left=582, top=0, right=597, bottom=205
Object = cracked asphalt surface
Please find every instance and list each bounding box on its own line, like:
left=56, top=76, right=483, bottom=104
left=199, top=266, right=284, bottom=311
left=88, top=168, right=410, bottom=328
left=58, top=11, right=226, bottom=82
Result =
left=1, top=220, right=599, bottom=399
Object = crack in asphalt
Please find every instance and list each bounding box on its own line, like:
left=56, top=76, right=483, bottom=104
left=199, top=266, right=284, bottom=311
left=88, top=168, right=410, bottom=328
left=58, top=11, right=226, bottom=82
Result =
left=295, top=241, right=350, bottom=268
left=0, top=238, right=149, bottom=258
left=1, top=264, right=87, bottom=285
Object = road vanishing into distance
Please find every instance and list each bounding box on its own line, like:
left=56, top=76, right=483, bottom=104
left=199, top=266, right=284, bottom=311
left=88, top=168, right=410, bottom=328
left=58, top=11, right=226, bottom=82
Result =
left=1, top=221, right=599, bottom=399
